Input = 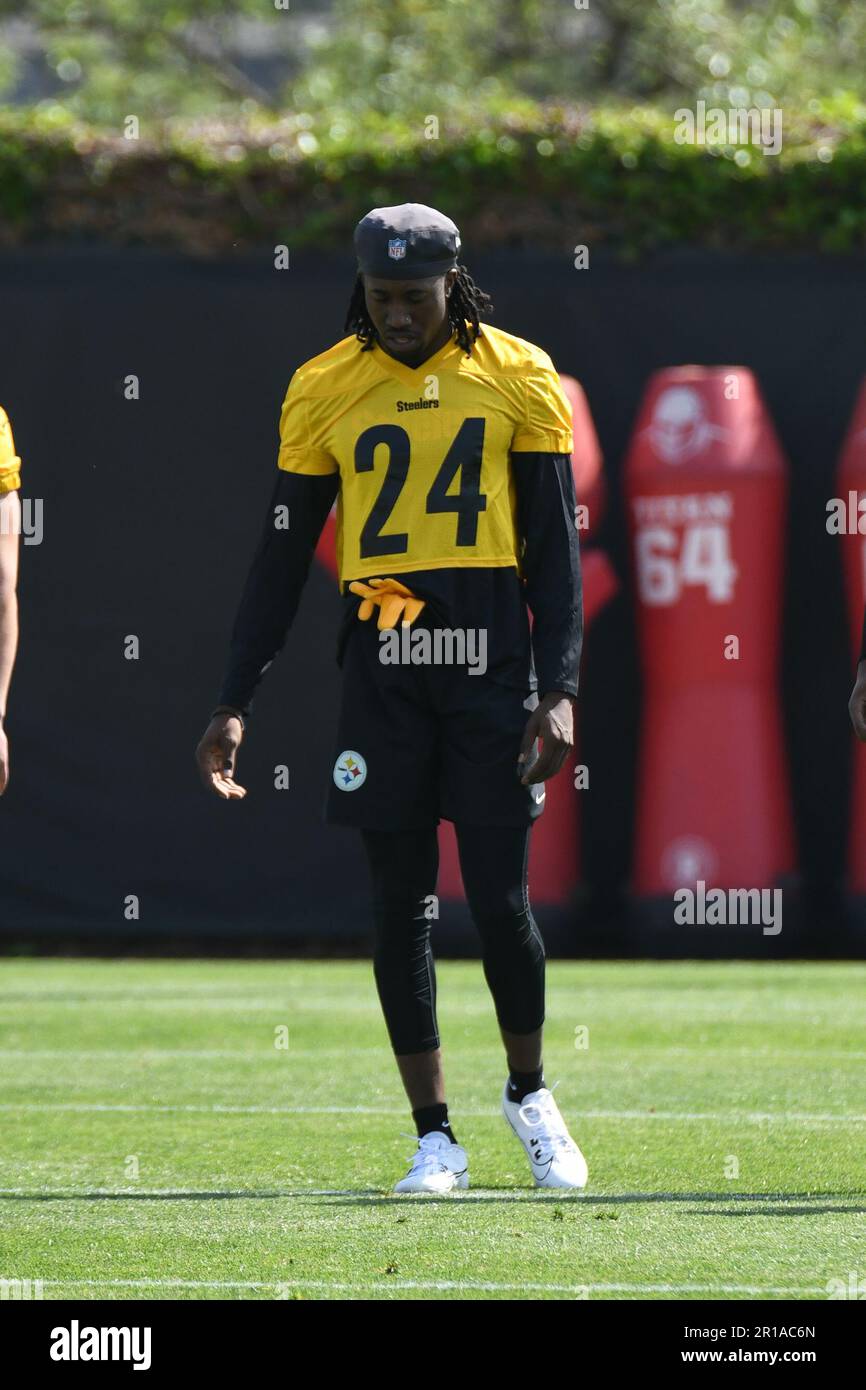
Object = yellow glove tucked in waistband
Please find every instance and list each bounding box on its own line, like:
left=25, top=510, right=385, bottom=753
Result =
left=348, top=577, right=426, bottom=630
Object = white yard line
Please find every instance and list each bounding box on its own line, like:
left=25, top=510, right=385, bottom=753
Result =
left=0, top=1049, right=390, bottom=1060
left=31, top=1276, right=828, bottom=1296
left=3, top=998, right=863, bottom=1031
left=0, top=1101, right=862, bottom=1122
left=0, top=1187, right=859, bottom=1207
left=0, top=1046, right=864, bottom=1060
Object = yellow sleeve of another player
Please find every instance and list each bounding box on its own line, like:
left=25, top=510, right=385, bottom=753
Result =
left=0, top=406, right=21, bottom=494
left=511, top=359, right=574, bottom=455
left=276, top=371, right=338, bottom=477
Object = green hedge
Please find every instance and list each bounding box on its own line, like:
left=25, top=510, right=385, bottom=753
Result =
left=1, top=100, right=866, bottom=256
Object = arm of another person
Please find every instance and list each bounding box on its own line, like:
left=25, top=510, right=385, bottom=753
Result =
left=0, top=489, right=20, bottom=794
left=0, top=404, right=21, bottom=794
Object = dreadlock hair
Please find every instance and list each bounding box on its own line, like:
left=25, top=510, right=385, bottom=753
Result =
left=344, top=263, right=495, bottom=357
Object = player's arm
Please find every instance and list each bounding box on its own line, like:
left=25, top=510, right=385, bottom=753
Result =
left=0, top=404, right=21, bottom=796
left=0, top=492, right=20, bottom=795
left=511, top=450, right=583, bottom=784
left=196, top=468, right=338, bottom=799
left=848, top=608, right=866, bottom=740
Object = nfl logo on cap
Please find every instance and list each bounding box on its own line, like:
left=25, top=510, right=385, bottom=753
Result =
left=387, top=237, right=407, bottom=260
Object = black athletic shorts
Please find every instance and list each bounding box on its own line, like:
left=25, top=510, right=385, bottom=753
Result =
left=324, top=613, right=546, bottom=830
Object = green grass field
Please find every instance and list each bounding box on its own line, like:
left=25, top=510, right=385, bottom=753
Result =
left=0, top=958, right=863, bottom=1301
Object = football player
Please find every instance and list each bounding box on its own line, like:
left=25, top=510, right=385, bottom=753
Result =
left=0, top=406, right=21, bottom=796
left=196, top=204, right=587, bottom=1193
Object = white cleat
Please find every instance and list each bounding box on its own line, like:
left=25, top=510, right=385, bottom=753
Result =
left=393, top=1131, right=470, bottom=1194
left=502, top=1082, right=588, bottom=1190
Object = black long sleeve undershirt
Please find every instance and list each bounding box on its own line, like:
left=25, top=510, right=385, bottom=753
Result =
left=217, top=470, right=338, bottom=715
left=217, top=450, right=583, bottom=715
left=512, top=450, right=583, bottom=698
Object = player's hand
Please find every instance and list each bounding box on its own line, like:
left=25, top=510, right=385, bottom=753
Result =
left=518, top=692, right=575, bottom=785
left=0, top=721, right=9, bottom=795
left=195, top=714, right=247, bottom=800
left=849, top=662, right=866, bottom=741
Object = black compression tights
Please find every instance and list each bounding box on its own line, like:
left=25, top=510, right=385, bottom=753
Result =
left=360, top=824, right=545, bottom=1055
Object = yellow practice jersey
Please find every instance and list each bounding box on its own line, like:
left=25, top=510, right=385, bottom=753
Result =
left=276, top=324, right=573, bottom=584
left=0, top=406, right=21, bottom=494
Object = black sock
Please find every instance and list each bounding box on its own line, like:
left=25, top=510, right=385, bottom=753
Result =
left=412, top=1103, right=457, bottom=1146
left=507, top=1067, right=544, bottom=1103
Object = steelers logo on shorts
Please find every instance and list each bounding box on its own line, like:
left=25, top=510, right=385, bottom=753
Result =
left=333, top=750, right=367, bottom=791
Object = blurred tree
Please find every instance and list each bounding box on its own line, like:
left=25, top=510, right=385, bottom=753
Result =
left=0, top=0, right=294, bottom=124
left=279, top=0, right=866, bottom=119
left=0, top=0, right=865, bottom=129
